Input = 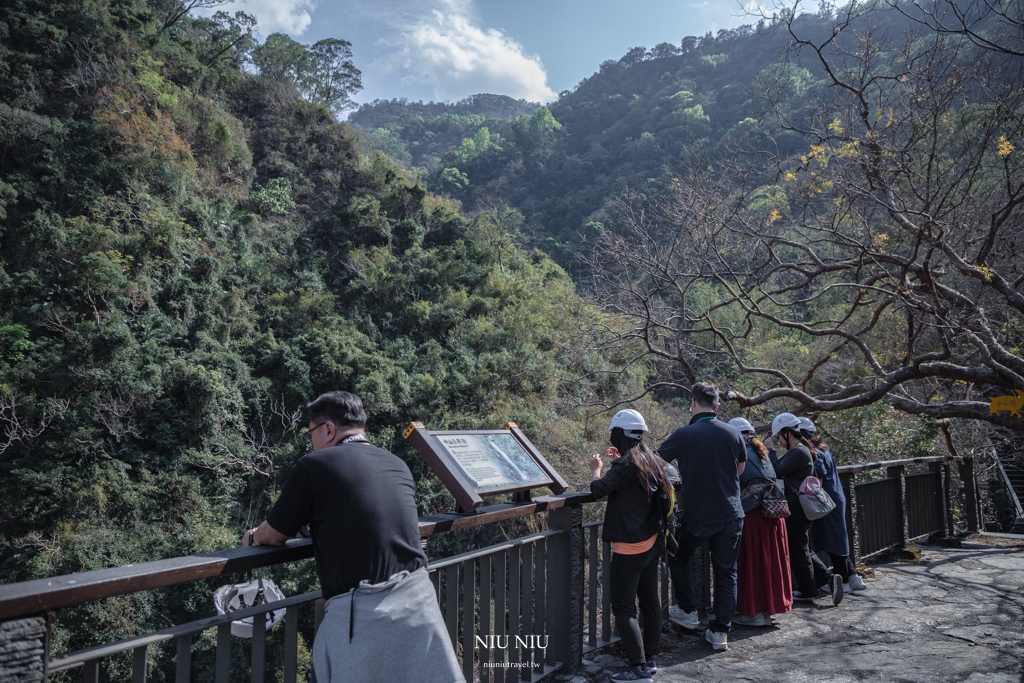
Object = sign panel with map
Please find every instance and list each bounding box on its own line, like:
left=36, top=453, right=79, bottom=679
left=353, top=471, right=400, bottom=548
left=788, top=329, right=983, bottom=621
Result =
left=403, top=422, right=568, bottom=512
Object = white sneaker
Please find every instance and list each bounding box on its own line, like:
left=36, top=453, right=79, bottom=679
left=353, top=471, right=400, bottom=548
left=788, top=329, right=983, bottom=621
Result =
left=705, top=628, right=728, bottom=651
left=668, top=605, right=699, bottom=629
left=732, top=612, right=770, bottom=627
left=848, top=574, right=867, bottom=591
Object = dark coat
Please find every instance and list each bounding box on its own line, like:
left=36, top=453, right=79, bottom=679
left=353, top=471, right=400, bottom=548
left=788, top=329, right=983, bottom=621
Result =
left=590, top=452, right=662, bottom=544
left=811, top=448, right=849, bottom=556
left=657, top=413, right=745, bottom=524
left=770, top=442, right=814, bottom=503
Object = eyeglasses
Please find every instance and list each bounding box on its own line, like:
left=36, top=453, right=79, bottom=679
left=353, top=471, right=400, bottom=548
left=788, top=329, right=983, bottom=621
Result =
left=304, top=421, right=330, bottom=442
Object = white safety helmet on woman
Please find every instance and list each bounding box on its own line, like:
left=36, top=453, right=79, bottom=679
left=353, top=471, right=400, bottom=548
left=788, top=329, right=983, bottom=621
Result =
left=607, top=409, right=648, bottom=438
left=771, top=412, right=801, bottom=438
left=798, top=417, right=816, bottom=433
left=727, top=417, right=754, bottom=434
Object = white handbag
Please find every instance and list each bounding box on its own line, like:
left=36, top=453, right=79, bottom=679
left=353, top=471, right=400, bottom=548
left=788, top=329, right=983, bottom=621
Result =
left=213, top=569, right=286, bottom=638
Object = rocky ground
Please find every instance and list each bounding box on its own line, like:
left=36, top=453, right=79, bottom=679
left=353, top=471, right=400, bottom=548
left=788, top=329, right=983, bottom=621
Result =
left=568, top=535, right=1024, bottom=683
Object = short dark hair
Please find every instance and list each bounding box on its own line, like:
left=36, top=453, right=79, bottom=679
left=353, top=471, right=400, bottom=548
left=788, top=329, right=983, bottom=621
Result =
left=307, top=391, right=367, bottom=429
left=690, top=382, right=720, bottom=410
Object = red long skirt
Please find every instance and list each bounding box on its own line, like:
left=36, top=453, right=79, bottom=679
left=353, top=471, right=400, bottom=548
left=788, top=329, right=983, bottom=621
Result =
left=736, top=507, right=793, bottom=617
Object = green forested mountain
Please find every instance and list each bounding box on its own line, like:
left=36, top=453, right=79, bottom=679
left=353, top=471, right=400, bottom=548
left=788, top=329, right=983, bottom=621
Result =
left=2, top=0, right=1022, bottom=676
left=0, top=1, right=651, bottom=675
left=349, top=20, right=819, bottom=260
left=350, top=3, right=1024, bottom=441
left=350, top=3, right=1024, bottom=438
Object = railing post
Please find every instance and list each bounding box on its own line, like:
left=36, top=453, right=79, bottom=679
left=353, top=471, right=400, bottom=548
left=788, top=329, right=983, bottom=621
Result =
left=963, top=456, right=979, bottom=533
left=547, top=504, right=583, bottom=676
left=0, top=616, right=46, bottom=682
left=888, top=464, right=910, bottom=548
left=943, top=461, right=955, bottom=537
left=929, top=462, right=949, bottom=538
left=840, top=471, right=859, bottom=564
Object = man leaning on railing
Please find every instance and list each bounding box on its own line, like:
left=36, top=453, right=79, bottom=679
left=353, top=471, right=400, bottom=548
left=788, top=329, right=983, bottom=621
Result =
left=242, top=390, right=465, bottom=683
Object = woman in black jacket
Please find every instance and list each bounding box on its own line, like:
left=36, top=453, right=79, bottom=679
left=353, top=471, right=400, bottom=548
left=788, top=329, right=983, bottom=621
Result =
left=589, top=409, right=670, bottom=682
left=767, top=412, right=842, bottom=606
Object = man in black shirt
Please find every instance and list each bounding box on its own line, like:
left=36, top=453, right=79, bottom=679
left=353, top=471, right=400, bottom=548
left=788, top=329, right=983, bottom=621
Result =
left=242, top=391, right=463, bottom=682
left=657, top=382, right=746, bottom=652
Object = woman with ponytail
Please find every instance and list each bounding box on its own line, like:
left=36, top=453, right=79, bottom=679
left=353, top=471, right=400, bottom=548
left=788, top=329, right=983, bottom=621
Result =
left=799, top=418, right=866, bottom=593
left=767, top=413, right=843, bottom=606
left=728, top=418, right=792, bottom=627
left=589, top=409, right=669, bottom=681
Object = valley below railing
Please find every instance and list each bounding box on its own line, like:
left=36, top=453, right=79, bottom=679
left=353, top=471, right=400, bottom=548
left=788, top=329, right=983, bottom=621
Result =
left=0, top=455, right=976, bottom=683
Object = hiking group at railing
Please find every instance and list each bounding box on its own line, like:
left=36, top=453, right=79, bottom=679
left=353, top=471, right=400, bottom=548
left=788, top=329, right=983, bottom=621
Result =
left=585, top=382, right=867, bottom=681
left=0, top=383, right=969, bottom=683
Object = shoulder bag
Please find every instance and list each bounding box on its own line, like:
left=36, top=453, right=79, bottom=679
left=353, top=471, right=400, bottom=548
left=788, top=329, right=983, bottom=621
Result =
left=797, top=475, right=835, bottom=520
left=741, top=457, right=790, bottom=519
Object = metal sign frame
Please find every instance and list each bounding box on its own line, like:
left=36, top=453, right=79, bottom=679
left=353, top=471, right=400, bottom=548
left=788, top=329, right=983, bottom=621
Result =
left=404, top=421, right=568, bottom=512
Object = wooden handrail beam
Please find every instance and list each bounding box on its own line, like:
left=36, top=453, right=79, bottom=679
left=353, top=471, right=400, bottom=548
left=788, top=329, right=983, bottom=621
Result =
left=837, top=455, right=958, bottom=475
left=0, top=492, right=595, bottom=621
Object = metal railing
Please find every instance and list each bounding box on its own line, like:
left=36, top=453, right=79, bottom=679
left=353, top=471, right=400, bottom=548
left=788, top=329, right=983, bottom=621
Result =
left=838, top=456, right=963, bottom=561
left=990, top=441, right=1024, bottom=530
left=430, top=529, right=563, bottom=683
left=0, top=455, right=978, bottom=682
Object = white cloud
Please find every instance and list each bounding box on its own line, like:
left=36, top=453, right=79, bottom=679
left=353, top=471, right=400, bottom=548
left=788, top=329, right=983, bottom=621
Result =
left=733, top=1, right=778, bottom=25
left=388, top=9, right=556, bottom=103
left=229, top=0, right=316, bottom=36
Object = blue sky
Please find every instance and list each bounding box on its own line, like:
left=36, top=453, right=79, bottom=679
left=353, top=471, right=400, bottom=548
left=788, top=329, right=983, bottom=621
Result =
left=212, top=0, right=766, bottom=105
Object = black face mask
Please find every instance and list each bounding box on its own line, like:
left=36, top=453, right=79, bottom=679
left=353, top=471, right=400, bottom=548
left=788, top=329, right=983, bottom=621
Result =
left=609, top=427, right=640, bottom=455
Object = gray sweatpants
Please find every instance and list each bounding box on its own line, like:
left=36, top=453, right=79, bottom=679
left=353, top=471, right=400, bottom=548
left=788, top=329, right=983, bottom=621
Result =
left=311, top=568, right=464, bottom=683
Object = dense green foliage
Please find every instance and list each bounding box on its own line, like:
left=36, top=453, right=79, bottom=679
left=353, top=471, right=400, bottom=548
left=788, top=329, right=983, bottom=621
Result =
left=4, top=0, right=1013, bottom=676
left=0, top=1, right=647, bottom=677
left=351, top=5, right=1022, bottom=445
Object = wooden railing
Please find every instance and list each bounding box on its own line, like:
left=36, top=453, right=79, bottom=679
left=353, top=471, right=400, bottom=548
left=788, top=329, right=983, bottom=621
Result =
left=0, top=456, right=977, bottom=683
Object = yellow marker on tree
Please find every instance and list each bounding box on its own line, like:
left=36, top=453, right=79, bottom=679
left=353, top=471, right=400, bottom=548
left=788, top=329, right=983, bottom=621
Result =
left=990, top=390, right=1024, bottom=418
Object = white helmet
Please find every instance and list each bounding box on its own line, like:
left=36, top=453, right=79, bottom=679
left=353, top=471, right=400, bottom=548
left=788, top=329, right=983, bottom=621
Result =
left=727, top=417, right=754, bottom=433
left=798, top=417, right=816, bottom=433
left=608, top=409, right=648, bottom=438
left=771, top=412, right=801, bottom=437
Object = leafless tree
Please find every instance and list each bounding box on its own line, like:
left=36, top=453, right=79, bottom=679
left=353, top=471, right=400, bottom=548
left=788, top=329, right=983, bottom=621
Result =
left=205, top=396, right=302, bottom=481
left=886, top=0, right=1024, bottom=57
left=90, top=389, right=148, bottom=442
left=583, top=3, right=1024, bottom=429
left=0, top=394, right=71, bottom=455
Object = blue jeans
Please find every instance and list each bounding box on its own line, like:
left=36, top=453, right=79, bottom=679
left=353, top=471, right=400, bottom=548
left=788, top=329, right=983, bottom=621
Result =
left=667, top=518, right=743, bottom=633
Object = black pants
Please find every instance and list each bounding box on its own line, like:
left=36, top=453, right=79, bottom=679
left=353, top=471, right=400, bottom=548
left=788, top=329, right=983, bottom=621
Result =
left=786, top=501, right=832, bottom=595
left=667, top=518, right=743, bottom=633
left=609, top=542, right=662, bottom=665
left=828, top=552, right=856, bottom=581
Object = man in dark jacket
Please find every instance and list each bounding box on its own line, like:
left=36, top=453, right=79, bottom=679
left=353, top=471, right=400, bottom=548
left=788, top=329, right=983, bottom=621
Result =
left=657, top=382, right=745, bottom=652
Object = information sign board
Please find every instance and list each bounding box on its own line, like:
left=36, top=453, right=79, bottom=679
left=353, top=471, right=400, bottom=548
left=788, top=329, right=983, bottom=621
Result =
left=404, top=422, right=567, bottom=512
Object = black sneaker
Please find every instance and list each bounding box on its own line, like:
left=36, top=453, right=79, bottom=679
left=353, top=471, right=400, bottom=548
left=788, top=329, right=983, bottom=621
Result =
left=831, top=574, right=844, bottom=606
left=610, top=664, right=652, bottom=681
